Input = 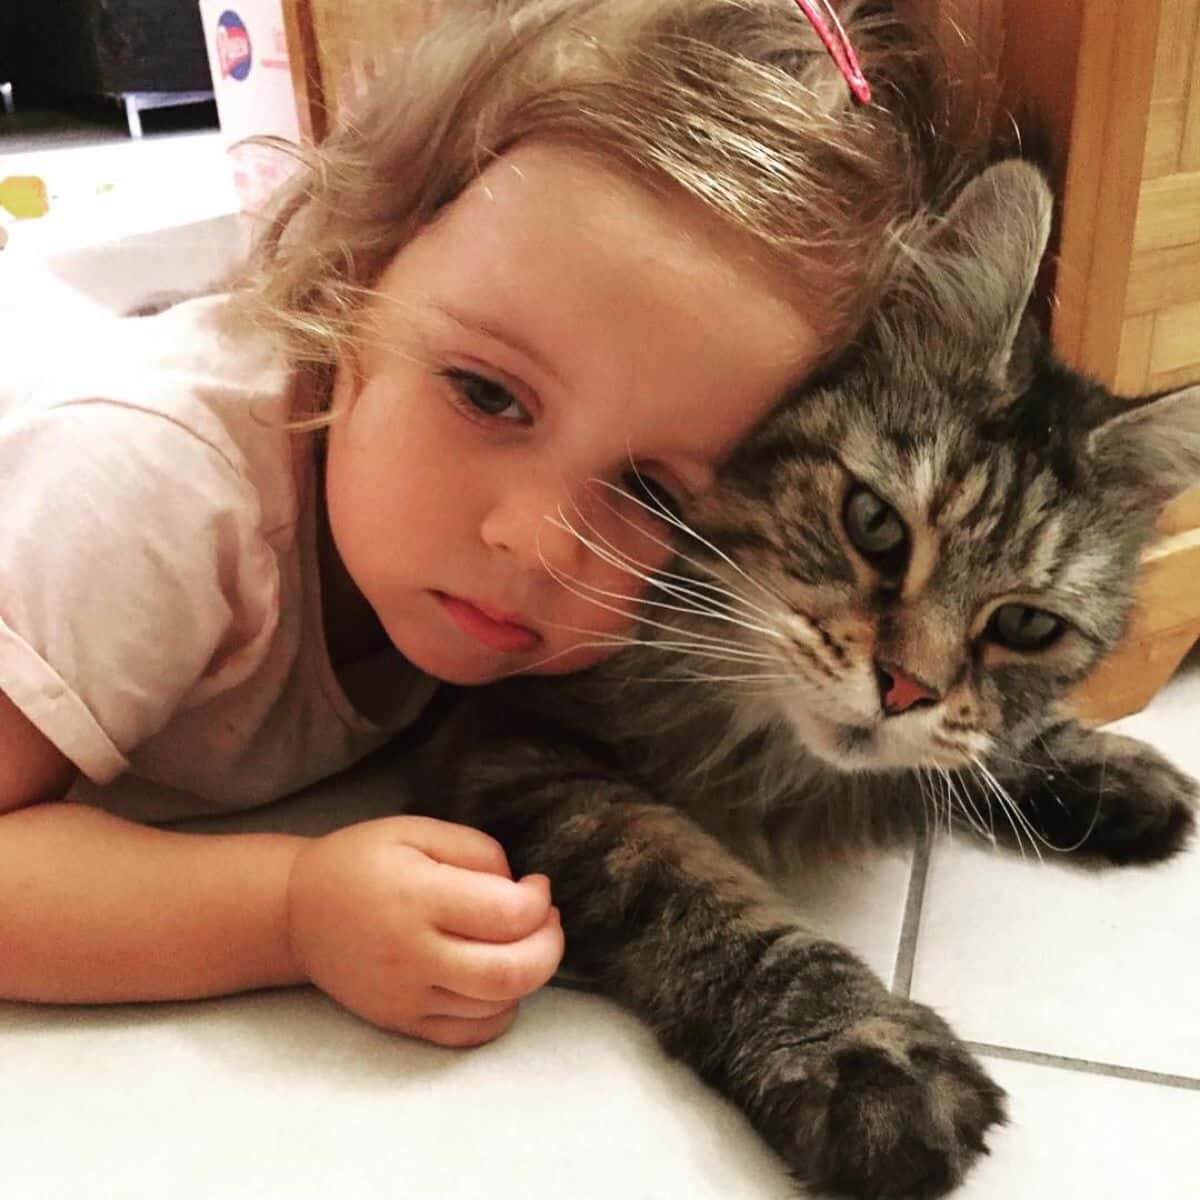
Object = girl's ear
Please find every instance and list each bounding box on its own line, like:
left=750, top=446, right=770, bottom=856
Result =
left=1088, top=384, right=1200, bottom=504
left=900, top=160, right=1054, bottom=386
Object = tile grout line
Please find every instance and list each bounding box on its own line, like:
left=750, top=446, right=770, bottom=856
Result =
left=891, top=834, right=932, bottom=997
left=967, top=1041, right=1200, bottom=1092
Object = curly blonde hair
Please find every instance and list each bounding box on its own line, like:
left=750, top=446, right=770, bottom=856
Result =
left=229, top=0, right=968, bottom=415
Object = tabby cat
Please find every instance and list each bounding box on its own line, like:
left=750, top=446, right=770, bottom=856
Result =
left=414, top=160, right=1200, bottom=1198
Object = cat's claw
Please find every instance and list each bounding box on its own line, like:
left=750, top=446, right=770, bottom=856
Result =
left=757, top=998, right=1005, bottom=1199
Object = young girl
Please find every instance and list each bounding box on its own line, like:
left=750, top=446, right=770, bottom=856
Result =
left=0, top=0, right=958, bottom=1046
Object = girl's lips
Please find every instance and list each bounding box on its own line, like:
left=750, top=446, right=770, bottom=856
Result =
left=435, top=592, right=542, bottom=654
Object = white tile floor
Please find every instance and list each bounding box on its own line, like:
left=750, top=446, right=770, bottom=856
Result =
left=909, top=660, right=1200, bottom=1195
left=2, top=130, right=1199, bottom=1198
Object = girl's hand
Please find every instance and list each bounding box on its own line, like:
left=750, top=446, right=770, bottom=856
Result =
left=286, top=815, right=563, bottom=1046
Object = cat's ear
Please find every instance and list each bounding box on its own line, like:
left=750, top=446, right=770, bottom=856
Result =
left=906, top=160, right=1053, bottom=386
left=1088, top=385, right=1200, bottom=503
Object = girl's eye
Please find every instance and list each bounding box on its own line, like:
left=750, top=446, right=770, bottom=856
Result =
left=985, top=604, right=1066, bottom=652
left=844, top=484, right=909, bottom=571
left=443, top=368, right=528, bottom=423
left=620, top=470, right=682, bottom=522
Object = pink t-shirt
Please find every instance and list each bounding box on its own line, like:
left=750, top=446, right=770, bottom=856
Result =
left=0, top=295, right=436, bottom=822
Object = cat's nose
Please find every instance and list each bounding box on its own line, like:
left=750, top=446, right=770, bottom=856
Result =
left=874, top=660, right=939, bottom=716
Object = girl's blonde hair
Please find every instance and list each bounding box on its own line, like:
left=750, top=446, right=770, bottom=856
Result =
left=231, top=0, right=967, bottom=410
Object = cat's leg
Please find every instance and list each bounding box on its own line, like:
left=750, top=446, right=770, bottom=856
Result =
left=984, top=721, right=1197, bottom=866
left=451, top=758, right=1004, bottom=1199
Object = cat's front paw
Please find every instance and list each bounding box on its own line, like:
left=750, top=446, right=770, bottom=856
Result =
left=758, top=998, right=1005, bottom=1199
left=1016, top=732, right=1197, bottom=866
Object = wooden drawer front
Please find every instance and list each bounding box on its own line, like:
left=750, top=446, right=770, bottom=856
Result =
left=1120, top=0, right=1200, bottom=395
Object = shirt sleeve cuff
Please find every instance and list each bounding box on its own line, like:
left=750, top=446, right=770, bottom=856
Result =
left=0, top=616, right=129, bottom=784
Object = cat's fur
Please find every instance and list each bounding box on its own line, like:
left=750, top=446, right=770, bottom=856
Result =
left=411, top=161, right=1200, bottom=1198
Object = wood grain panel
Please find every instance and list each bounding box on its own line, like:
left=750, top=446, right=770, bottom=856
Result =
left=1184, top=26, right=1200, bottom=169
left=1152, top=0, right=1199, bottom=100
left=1115, top=314, right=1156, bottom=394
left=1144, top=98, right=1184, bottom=177
left=299, top=0, right=455, bottom=135
left=1049, top=0, right=1163, bottom=386
left=1149, top=361, right=1200, bottom=390
left=1149, top=299, right=1200, bottom=375
left=1160, top=487, right=1200, bottom=536
left=1072, top=528, right=1200, bottom=723
left=279, top=0, right=324, bottom=142
left=1134, top=171, right=1200, bottom=251
left=1126, top=239, right=1200, bottom=314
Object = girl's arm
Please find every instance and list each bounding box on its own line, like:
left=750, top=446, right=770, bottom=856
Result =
left=0, top=802, right=304, bottom=1002
left=0, top=686, right=303, bottom=1002
left=0, top=687, right=77, bottom=810
left=0, top=690, right=562, bottom=1039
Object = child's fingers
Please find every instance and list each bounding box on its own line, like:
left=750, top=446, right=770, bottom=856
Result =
left=431, top=869, right=552, bottom=942
left=427, top=987, right=519, bottom=1022
left=439, top=907, right=563, bottom=1003
left=416, top=1007, right=520, bottom=1049
left=384, top=815, right=513, bottom=877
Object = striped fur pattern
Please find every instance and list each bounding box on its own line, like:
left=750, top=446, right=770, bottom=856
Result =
left=415, top=162, right=1200, bottom=1197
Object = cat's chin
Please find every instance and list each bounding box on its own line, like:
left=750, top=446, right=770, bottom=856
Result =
left=789, top=710, right=969, bottom=775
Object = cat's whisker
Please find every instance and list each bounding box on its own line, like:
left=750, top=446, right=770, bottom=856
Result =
left=535, top=539, right=760, bottom=653
left=941, top=767, right=994, bottom=844
left=923, top=766, right=944, bottom=839
left=931, top=768, right=950, bottom=835
left=915, top=768, right=935, bottom=838
left=503, top=639, right=638, bottom=676
left=985, top=755, right=1101, bottom=855
left=1035, top=729, right=1071, bottom=775
left=661, top=670, right=800, bottom=686
left=526, top=612, right=774, bottom=668
left=943, top=770, right=964, bottom=840
left=967, top=762, right=1030, bottom=860
left=516, top=584, right=787, bottom=686
left=591, top=474, right=789, bottom=613
left=549, top=498, right=744, bottom=624
left=573, top=480, right=780, bottom=628
left=971, top=757, right=1060, bottom=862
left=594, top=470, right=784, bottom=624
left=927, top=767, right=950, bottom=840
left=963, top=767, right=997, bottom=842
left=547, top=510, right=779, bottom=640
left=506, top=642, right=787, bottom=680
left=979, top=745, right=1056, bottom=778
left=537, top=627, right=778, bottom=672
left=943, top=770, right=962, bottom=839
left=975, top=757, right=1077, bottom=856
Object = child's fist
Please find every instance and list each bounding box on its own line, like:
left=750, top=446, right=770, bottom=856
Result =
left=285, top=815, right=563, bottom=1045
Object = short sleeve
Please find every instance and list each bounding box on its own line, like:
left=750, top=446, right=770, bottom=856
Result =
left=0, top=399, right=280, bottom=783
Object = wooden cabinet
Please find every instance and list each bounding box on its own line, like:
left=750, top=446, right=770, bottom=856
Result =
left=282, top=0, right=1199, bottom=721
left=993, top=0, right=1200, bottom=720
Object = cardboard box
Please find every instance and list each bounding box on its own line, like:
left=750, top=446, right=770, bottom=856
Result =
left=198, top=1, right=303, bottom=212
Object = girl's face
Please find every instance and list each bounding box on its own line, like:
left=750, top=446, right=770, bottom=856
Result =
left=324, top=142, right=822, bottom=685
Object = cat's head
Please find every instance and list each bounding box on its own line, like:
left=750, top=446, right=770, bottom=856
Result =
left=680, top=160, right=1200, bottom=772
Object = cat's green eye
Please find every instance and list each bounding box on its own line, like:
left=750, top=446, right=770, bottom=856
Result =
left=843, top=485, right=908, bottom=569
left=985, top=604, right=1065, bottom=652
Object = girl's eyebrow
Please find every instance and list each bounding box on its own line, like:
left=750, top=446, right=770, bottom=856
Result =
left=429, top=302, right=564, bottom=385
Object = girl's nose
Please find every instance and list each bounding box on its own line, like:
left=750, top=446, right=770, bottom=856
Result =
left=479, top=481, right=591, bottom=576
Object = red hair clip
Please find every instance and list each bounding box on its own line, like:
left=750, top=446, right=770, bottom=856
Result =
left=792, top=0, right=871, bottom=104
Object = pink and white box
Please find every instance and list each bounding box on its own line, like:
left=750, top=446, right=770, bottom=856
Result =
left=198, top=1, right=304, bottom=212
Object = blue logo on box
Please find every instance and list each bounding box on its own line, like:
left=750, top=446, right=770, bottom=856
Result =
left=216, top=10, right=253, bottom=82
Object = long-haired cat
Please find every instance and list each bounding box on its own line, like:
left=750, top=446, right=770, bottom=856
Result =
left=412, top=161, right=1200, bottom=1199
